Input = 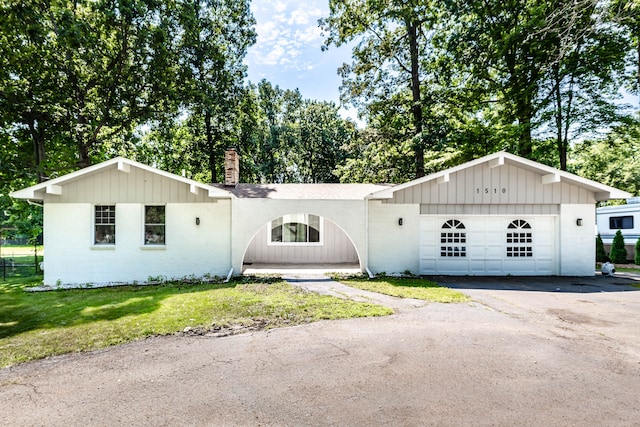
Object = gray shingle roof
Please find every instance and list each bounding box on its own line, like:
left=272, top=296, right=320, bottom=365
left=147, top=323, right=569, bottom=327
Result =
left=211, top=183, right=392, bottom=199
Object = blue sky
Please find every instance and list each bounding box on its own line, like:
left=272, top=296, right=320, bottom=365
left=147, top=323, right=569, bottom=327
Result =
left=244, top=0, right=359, bottom=120
left=244, top=0, right=639, bottom=123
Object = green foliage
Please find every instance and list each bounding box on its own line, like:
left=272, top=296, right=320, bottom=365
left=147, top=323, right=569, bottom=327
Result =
left=1, top=0, right=638, bottom=198
left=635, top=237, right=640, bottom=265
left=610, top=229, right=628, bottom=263
left=338, top=277, right=471, bottom=303
left=596, top=233, right=607, bottom=263
left=569, top=121, right=640, bottom=196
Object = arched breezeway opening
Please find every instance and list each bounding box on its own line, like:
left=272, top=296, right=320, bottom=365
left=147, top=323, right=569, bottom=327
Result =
left=241, top=213, right=362, bottom=274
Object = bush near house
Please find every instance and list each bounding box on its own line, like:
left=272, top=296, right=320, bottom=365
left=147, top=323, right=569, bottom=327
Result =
left=635, top=237, right=640, bottom=266
left=595, top=233, right=607, bottom=263
left=610, top=230, right=628, bottom=263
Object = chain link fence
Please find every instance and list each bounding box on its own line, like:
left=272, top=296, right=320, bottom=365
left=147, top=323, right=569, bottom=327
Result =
left=0, top=247, right=43, bottom=280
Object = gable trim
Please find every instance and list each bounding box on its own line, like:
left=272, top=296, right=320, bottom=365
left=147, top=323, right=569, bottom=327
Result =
left=368, top=151, right=631, bottom=202
left=10, top=157, right=234, bottom=201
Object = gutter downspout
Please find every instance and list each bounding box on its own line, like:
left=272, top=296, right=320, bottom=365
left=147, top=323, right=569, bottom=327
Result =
left=229, top=195, right=234, bottom=278
left=364, top=197, right=374, bottom=278
left=224, top=267, right=233, bottom=283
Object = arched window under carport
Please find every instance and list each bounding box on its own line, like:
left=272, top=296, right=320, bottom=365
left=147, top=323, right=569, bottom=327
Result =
left=269, top=213, right=322, bottom=245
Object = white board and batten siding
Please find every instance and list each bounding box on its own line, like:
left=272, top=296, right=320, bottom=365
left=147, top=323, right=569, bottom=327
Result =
left=390, top=163, right=595, bottom=206
left=42, top=165, right=216, bottom=204
left=243, top=218, right=358, bottom=264
left=380, top=161, right=596, bottom=276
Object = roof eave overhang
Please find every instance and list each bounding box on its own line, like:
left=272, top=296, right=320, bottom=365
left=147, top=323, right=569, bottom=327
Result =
left=366, top=151, right=633, bottom=202
left=9, top=157, right=235, bottom=201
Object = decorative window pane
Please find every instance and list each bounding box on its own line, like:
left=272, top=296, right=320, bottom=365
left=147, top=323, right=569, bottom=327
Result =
left=270, top=214, right=321, bottom=244
left=506, top=220, right=532, bottom=257
left=95, top=205, right=116, bottom=244
left=145, top=206, right=165, bottom=245
left=440, top=219, right=466, bottom=257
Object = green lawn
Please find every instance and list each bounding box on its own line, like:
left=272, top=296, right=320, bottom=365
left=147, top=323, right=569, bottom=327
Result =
left=336, top=276, right=471, bottom=303
left=0, top=245, right=44, bottom=256
left=0, top=276, right=392, bottom=368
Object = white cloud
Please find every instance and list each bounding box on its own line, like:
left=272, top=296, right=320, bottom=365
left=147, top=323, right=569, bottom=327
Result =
left=295, top=26, right=322, bottom=43
left=273, top=0, right=287, bottom=13
left=288, top=9, right=310, bottom=25
left=248, top=0, right=328, bottom=70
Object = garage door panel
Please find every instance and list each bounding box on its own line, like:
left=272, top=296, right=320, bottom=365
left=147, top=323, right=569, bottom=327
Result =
left=420, top=215, right=557, bottom=275
left=437, top=259, right=469, bottom=275
left=485, top=260, right=504, bottom=275
left=484, top=245, right=503, bottom=258
left=420, top=259, right=436, bottom=275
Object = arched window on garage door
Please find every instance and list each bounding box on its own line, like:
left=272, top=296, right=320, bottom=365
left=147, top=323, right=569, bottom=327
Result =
left=440, top=219, right=466, bottom=257
left=506, top=220, right=532, bottom=257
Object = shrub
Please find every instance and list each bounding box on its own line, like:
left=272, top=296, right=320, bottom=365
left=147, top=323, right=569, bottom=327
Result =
left=609, top=230, right=628, bottom=263
left=595, top=233, right=607, bottom=263
left=635, top=237, right=640, bottom=265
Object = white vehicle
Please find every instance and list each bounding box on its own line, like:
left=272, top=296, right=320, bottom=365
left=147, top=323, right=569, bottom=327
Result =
left=596, top=197, right=640, bottom=260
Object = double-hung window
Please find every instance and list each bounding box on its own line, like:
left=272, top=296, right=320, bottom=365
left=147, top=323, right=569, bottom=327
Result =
left=145, top=206, right=166, bottom=245
left=95, top=205, right=116, bottom=244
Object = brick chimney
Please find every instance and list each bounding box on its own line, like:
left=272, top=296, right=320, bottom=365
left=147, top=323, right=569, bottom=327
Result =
left=224, top=148, right=239, bottom=187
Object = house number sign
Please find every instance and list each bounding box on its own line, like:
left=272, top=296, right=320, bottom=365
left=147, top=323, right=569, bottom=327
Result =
left=476, top=188, right=507, bottom=194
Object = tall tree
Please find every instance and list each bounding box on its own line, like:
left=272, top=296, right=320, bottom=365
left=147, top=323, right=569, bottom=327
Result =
left=175, top=0, right=256, bottom=182
left=442, top=0, right=557, bottom=159
left=535, top=0, right=628, bottom=170
left=0, top=0, right=181, bottom=172
left=610, top=0, right=640, bottom=106
left=321, top=0, right=441, bottom=178
left=570, top=121, right=640, bottom=196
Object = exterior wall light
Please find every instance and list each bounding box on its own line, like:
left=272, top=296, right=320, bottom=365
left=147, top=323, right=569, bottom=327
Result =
left=398, top=218, right=403, bottom=226
left=196, top=217, right=200, bottom=225
left=576, top=218, right=583, bottom=226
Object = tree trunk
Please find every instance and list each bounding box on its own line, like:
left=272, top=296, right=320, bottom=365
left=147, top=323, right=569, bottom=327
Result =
left=515, top=98, right=533, bottom=159
left=553, top=64, right=567, bottom=171
left=407, top=20, right=424, bottom=178
left=205, top=110, right=217, bottom=182
left=27, top=117, right=47, bottom=182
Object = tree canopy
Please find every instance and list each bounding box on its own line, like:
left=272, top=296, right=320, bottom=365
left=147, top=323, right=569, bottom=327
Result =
left=1, top=0, right=638, bottom=238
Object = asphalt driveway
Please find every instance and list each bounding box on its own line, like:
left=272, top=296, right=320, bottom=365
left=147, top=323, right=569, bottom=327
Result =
left=1, top=274, right=640, bottom=426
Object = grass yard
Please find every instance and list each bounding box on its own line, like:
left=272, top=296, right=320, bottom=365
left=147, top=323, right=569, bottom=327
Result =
left=336, top=276, right=471, bottom=303
left=0, top=245, right=44, bottom=257
left=0, top=276, right=392, bottom=368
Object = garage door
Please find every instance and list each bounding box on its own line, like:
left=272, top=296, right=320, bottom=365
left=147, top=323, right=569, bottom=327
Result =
left=419, top=216, right=557, bottom=276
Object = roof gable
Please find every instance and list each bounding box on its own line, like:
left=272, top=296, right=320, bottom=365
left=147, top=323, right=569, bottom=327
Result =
left=10, top=157, right=233, bottom=201
left=369, top=152, right=631, bottom=203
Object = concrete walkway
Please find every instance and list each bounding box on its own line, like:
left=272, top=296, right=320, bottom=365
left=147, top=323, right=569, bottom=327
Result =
left=281, top=272, right=428, bottom=311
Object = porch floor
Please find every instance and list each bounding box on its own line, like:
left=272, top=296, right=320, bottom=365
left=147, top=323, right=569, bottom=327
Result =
left=242, top=263, right=361, bottom=276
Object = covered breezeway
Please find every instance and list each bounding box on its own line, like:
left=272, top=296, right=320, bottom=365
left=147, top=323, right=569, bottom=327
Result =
left=242, top=214, right=362, bottom=274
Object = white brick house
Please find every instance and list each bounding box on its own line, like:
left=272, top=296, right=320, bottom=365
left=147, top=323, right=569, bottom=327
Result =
left=11, top=151, right=630, bottom=285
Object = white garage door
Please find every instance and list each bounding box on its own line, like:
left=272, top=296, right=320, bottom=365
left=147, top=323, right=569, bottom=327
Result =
left=419, top=216, right=557, bottom=276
